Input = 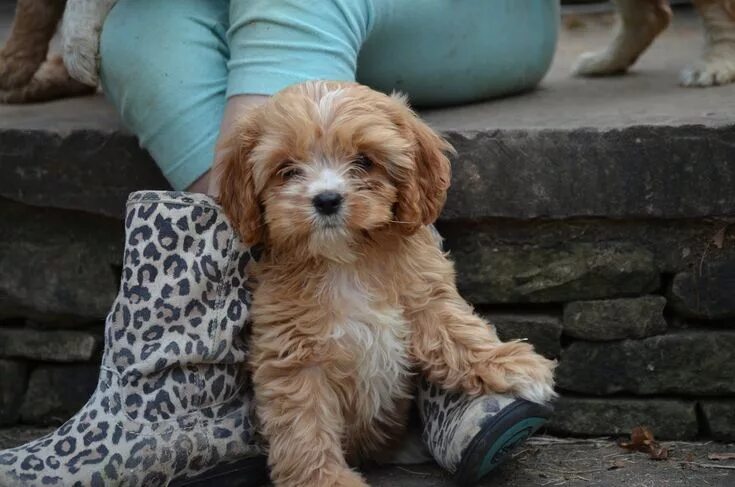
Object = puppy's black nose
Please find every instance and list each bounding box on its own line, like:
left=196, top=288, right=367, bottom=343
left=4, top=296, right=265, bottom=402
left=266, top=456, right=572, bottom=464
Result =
left=313, top=191, right=343, bottom=215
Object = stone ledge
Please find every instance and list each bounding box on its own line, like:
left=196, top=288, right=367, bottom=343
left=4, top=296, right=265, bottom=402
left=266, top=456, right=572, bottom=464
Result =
left=2, top=113, right=735, bottom=222
left=441, top=126, right=735, bottom=221
left=0, top=127, right=166, bottom=220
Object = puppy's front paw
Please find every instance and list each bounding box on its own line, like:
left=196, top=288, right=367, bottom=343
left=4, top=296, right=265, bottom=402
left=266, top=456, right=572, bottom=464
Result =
left=572, top=50, right=629, bottom=77
left=467, top=341, right=557, bottom=405
left=505, top=364, right=557, bottom=405
left=680, top=57, right=735, bottom=87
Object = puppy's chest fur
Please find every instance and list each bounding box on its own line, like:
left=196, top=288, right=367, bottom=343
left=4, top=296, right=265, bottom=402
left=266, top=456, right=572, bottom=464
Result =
left=251, top=254, right=420, bottom=454
left=325, top=267, right=414, bottom=422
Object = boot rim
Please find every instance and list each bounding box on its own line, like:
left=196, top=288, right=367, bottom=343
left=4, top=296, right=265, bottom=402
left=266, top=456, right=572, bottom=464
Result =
left=127, top=191, right=222, bottom=210
left=454, top=399, right=553, bottom=486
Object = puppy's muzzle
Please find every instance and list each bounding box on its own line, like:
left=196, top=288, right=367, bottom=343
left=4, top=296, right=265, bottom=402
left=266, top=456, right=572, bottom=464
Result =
left=313, top=191, right=343, bottom=216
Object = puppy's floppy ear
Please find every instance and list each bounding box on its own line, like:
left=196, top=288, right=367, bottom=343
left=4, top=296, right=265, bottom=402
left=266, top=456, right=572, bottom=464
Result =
left=389, top=93, right=454, bottom=234
left=217, top=111, right=264, bottom=247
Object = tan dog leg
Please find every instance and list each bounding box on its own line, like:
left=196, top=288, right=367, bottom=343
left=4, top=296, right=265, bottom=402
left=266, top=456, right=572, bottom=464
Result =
left=681, top=0, right=735, bottom=86
left=0, top=0, right=65, bottom=90
left=408, top=275, right=556, bottom=405
left=573, top=0, right=672, bottom=76
left=254, top=364, right=368, bottom=487
left=0, top=54, right=94, bottom=104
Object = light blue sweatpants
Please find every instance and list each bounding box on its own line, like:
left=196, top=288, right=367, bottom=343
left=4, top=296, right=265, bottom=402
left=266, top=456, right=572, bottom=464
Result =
left=100, top=0, right=559, bottom=190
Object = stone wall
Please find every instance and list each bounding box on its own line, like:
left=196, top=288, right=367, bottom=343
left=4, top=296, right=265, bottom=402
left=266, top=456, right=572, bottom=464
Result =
left=438, top=217, right=735, bottom=441
left=2, top=192, right=734, bottom=441
left=2, top=74, right=735, bottom=442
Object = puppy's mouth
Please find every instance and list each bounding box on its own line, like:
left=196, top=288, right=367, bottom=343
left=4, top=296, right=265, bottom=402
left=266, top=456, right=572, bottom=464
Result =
left=314, top=214, right=345, bottom=230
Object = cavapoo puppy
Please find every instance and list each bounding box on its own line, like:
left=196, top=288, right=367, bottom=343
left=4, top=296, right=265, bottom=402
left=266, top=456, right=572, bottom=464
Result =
left=219, top=80, right=556, bottom=487
left=574, top=0, right=735, bottom=86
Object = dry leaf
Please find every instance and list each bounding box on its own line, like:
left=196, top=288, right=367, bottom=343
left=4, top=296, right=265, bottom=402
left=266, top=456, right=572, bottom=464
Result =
left=608, top=459, right=626, bottom=470
left=619, top=426, right=654, bottom=450
left=708, top=453, right=735, bottom=461
left=649, top=444, right=669, bottom=461
left=619, top=426, right=669, bottom=461
left=712, top=226, right=727, bottom=249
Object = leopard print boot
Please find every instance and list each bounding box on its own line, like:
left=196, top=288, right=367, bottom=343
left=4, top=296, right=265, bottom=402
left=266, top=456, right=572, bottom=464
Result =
left=418, top=378, right=553, bottom=486
left=415, top=227, right=554, bottom=485
left=0, top=191, right=267, bottom=487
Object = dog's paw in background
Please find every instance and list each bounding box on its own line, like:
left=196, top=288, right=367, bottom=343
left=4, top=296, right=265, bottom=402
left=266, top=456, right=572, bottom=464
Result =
left=680, top=57, right=735, bottom=86
left=61, top=0, right=118, bottom=87
left=0, top=49, right=44, bottom=90
left=0, top=55, right=94, bottom=104
left=572, top=0, right=672, bottom=77
left=0, top=0, right=66, bottom=90
left=681, top=0, right=735, bottom=86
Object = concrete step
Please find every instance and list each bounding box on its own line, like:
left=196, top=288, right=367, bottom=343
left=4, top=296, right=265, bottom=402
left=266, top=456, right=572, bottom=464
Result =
left=2, top=8, right=735, bottom=221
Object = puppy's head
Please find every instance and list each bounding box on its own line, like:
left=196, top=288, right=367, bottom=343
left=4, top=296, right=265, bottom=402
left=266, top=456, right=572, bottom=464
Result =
left=219, top=81, right=453, bottom=261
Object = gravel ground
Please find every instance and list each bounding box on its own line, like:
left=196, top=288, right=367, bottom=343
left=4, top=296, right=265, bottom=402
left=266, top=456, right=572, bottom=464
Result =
left=2, top=429, right=734, bottom=486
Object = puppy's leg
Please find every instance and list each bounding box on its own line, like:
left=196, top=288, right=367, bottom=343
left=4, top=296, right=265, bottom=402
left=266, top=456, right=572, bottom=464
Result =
left=61, top=0, right=118, bottom=87
left=407, top=268, right=555, bottom=405
left=0, top=0, right=65, bottom=89
left=573, top=0, right=672, bottom=76
left=0, top=54, right=94, bottom=104
left=681, top=0, right=735, bottom=86
left=254, top=363, right=367, bottom=487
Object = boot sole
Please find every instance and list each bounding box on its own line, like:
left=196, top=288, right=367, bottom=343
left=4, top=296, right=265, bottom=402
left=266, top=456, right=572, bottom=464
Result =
left=171, top=456, right=269, bottom=487
left=454, top=400, right=552, bottom=486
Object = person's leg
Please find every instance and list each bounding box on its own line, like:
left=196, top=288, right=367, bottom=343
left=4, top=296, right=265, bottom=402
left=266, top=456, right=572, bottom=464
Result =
left=357, top=0, right=559, bottom=107
left=100, top=0, right=231, bottom=192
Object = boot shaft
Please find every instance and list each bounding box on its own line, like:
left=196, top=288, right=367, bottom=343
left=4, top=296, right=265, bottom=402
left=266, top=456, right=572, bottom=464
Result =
left=104, top=191, right=253, bottom=423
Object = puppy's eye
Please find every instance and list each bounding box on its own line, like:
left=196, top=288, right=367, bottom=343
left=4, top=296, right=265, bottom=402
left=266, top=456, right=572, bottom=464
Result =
left=279, top=164, right=303, bottom=180
left=354, top=154, right=373, bottom=171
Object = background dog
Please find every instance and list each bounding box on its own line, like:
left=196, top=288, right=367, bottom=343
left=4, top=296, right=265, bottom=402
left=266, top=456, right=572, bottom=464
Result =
left=574, top=0, right=735, bottom=86
left=218, top=80, right=556, bottom=486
